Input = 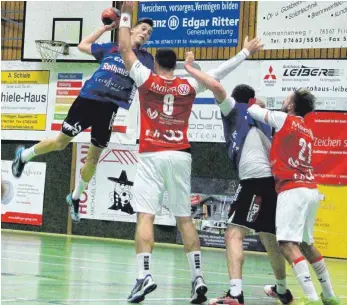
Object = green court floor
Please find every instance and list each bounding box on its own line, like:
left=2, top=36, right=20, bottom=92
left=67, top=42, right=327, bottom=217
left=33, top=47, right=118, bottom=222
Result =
left=1, top=230, right=346, bottom=305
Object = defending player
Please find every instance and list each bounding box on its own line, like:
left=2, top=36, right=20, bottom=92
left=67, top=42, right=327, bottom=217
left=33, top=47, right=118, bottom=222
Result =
left=248, top=89, right=341, bottom=305
left=11, top=17, right=154, bottom=222
left=185, top=65, right=293, bottom=304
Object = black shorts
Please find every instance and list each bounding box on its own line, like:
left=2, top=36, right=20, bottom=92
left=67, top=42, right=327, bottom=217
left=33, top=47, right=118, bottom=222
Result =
left=228, top=176, right=277, bottom=234
left=62, top=96, right=119, bottom=148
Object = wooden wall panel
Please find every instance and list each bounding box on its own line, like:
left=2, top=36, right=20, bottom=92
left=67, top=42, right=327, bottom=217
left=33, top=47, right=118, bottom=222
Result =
left=1, top=1, right=24, bottom=60
left=1, top=1, right=346, bottom=61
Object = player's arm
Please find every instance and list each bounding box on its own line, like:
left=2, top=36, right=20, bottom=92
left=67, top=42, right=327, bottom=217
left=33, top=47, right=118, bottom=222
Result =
left=208, top=36, right=264, bottom=81
left=184, top=52, right=236, bottom=116
left=184, top=52, right=227, bottom=102
left=118, top=1, right=138, bottom=72
left=248, top=101, right=287, bottom=131
left=78, top=22, right=118, bottom=55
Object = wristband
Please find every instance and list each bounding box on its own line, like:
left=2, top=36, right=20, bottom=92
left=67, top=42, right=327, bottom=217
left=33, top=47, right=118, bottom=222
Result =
left=120, top=13, right=131, bottom=28
left=242, top=48, right=251, bottom=57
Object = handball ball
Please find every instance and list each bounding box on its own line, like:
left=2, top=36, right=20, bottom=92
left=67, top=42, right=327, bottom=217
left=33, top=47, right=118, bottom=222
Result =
left=101, top=7, right=121, bottom=25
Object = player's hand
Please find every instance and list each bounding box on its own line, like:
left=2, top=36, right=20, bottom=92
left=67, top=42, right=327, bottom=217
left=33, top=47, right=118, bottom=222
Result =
left=184, top=51, right=195, bottom=68
left=243, top=36, right=264, bottom=55
left=104, top=21, right=118, bottom=31
left=121, top=1, right=135, bottom=14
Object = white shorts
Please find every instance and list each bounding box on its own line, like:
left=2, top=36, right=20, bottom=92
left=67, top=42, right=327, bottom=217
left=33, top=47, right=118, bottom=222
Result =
left=132, top=150, right=192, bottom=217
left=276, top=187, right=320, bottom=244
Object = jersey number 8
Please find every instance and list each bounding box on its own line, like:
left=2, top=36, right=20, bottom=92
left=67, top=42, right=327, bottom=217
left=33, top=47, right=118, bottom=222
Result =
left=163, top=94, right=174, bottom=115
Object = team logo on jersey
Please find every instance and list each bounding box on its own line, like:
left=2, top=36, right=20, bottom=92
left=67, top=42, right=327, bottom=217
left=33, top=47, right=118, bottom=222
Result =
left=178, top=84, right=190, bottom=95
left=147, top=108, right=158, bottom=120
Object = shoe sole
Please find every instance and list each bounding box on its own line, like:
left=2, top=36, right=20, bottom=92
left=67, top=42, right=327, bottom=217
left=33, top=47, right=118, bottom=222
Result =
left=191, top=285, right=208, bottom=304
left=128, top=282, right=157, bottom=303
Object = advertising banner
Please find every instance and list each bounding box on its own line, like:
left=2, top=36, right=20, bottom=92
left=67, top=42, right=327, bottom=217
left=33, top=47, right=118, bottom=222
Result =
left=1, top=160, right=46, bottom=225
left=315, top=185, right=347, bottom=259
left=75, top=143, right=176, bottom=226
left=1, top=70, right=50, bottom=131
left=259, top=60, right=347, bottom=111
left=257, top=1, right=347, bottom=49
left=305, top=112, right=347, bottom=185
left=138, top=1, right=240, bottom=48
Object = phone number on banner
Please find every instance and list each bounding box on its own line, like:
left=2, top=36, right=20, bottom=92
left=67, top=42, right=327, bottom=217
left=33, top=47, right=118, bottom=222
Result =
left=151, top=38, right=238, bottom=46
left=279, top=36, right=347, bottom=44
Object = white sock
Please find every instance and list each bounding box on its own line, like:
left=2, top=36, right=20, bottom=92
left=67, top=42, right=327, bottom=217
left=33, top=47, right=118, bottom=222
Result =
left=311, top=257, right=335, bottom=298
left=136, top=253, right=151, bottom=279
left=21, top=146, right=37, bottom=162
left=186, top=251, right=202, bottom=280
left=276, top=278, right=287, bottom=295
left=72, top=178, right=89, bottom=200
left=292, top=257, right=319, bottom=301
left=230, top=279, right=242, bottom=296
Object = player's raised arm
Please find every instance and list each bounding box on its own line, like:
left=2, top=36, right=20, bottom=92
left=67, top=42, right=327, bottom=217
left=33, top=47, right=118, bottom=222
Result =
left=78, top=22, right=118, bottom=55
left=184, top=52, right=227, bottom=103
left=208, top=36, right=264, bottom=81
left=248, top=101, right=287, bottom=131
left=118, top=1, right=138, bottom=72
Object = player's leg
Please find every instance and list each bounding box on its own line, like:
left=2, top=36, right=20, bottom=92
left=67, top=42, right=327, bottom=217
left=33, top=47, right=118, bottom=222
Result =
left=300, top=189, right=340, bottom=305
left=276, top=188, right=322, bottom=305
left=67, top=101, right=118, bottom=222
left=166, top=151, right=207, bottom=304
left=12, top=96, right=91, bottom=178
left=210, top=179, right=263, bottom=305
left=256, top=177, right=293, bottom=304
left=127, top=153, right=164, bottom=303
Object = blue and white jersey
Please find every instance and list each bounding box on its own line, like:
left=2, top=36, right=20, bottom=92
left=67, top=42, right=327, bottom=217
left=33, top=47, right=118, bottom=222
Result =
left=79, top=42, right=154, bottom=109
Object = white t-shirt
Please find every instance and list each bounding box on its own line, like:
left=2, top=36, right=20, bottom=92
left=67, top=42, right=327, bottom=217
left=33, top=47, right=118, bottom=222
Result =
left=218, top=98, right=273, bottom=180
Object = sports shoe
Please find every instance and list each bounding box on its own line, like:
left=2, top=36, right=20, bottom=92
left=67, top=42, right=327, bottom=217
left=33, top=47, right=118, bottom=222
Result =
left=320, top=293, right=341, bottom=305
left=297, top=296, right=324, bottom=305
left=264, top=285, right=294, bottom=304
left=127, top=274, right=157, bottom=303
left=209, top=290, right=244, bottom=305
left=12, top=146, right=26, bottom=178
left=66, top=193, right=80, bottom=222
left=190, top=276, right=208, bottom=304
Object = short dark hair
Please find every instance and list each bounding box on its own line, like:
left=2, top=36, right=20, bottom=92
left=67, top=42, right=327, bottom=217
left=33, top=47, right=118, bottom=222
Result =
left=135, top=18, right=153, bottom=28
left=292, top=88, right=316, bottom=117
left=155, top=49, right=177, bottom=70
left=231, top=84, right=255, bottom=104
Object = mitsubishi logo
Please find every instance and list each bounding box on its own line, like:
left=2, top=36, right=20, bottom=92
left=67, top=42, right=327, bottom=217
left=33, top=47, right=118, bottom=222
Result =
left=264, top=66, right=277, bottom=80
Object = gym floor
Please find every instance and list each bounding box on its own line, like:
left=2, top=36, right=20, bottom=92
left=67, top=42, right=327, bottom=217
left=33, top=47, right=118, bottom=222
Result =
left=2, top=230, right=346, bottom=305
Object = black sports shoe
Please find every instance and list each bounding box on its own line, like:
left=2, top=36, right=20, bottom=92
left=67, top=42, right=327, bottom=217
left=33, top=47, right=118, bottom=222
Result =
left=66, top=193, right=80, bottom=222
left=209, top=290, right=244, bottom=304
left=190, top=276, right=208, bottom=304
left=12, top=146, right=26, bottom=178
left=264, top=285, right=294, bottom=304
left=127, top=274, right=157, bottom=303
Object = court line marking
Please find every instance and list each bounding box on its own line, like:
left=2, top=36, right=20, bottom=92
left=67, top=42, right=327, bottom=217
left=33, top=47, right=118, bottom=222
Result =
left=1, top=250, right=282, bottom=280
left=3, top=251, right=347, bottom=285
left=2, top=257, right=278, bottom=287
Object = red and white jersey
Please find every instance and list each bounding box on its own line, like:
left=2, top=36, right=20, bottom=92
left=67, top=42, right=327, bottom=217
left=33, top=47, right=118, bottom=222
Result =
left=247, top=105, right=317, bottom=193
left=129, top=60, right=205, bottom=153
left=270, top=115, right=317, bottom=192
